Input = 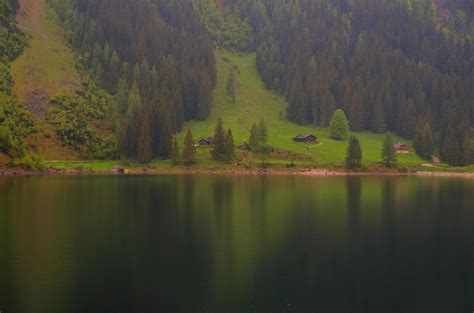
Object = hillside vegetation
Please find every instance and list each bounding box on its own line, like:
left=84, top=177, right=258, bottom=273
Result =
left=177, top=50, right=423, bottom=166
left=2, top=0, right=474, bottom=172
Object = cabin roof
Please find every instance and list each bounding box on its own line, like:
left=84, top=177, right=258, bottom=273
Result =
left=294, top=134, right=317, bottom=140
left=394, top=142, right=408, bottom=148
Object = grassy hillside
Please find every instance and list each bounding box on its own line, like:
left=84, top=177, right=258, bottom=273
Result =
left=2, top=1, right=425, bottom=170
left=4, top=0, right=116, bottom=162
left=11, top=0, right=81, bottom=109
left=177, top=50, right=424, bottom=166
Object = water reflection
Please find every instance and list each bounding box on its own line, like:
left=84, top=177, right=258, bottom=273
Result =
left=0, top=175, right=473, bottom=312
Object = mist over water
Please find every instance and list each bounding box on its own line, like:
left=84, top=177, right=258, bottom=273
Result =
left=0, top=175, right=473, bottom=313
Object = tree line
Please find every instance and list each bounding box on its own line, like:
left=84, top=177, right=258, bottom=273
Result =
left=49, top=0, right=216, bottom=161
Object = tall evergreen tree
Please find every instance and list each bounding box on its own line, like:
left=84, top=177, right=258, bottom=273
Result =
left=158, top=114, right=172, bottom=158
left=212, top=118, right=226, bottom=161
left=345, top=136, right=362, bottom=169
left=329, top=109, right=349, bottom=140
left=126, top=80, right=141, bottom=121
left=249, top=123, right=259, bottom=151
left=224, top=128, right=235, bottom=161
left=257, top=117, right=268, bottom=150
left=381, top=132, right=397, bottom=167
left=115, top=78, right=129, bottom=115
left=414, top=121, right=435, bottom=160
left=137, top=110, right=152, bottom=163
left=182, top=129, right=196, bottom=165
left=170, top=138, right=180, bottom=165
left=441, top=126, right=463, bottom=166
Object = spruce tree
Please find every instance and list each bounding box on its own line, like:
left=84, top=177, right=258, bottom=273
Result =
left=158, top=116, right=172, bottom=158
left=182, top=129, right=196, bottom=165
left=170, top=138, right=180, bottom=165
left=212, top=118, right=226, bottom=161
left=372, top=95, right=386, bottom=133
left=115, top=78, right=129, bottom=115
left=415, top=122, right=434, bottom=160
left=126, top=80, right=141, bottom=121
left=345, top=136, right=362, bottom=169
left=329, top=109, right=349, bottom=140
left=137, top=112, right=152, bottom=163
left=224, top=128, right=235, bottom=161
left=441, top=126, right=463, bottom=166
left=257, top=117, right=268, bottom=150
left=249, top=123, right=259, bottom=151
left=381, top=132, right=397, bottom=167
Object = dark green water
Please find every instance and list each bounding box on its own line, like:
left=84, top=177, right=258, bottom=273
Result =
left=0, top=175, right=473, bottom=313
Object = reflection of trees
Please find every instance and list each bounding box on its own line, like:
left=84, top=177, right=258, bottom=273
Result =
left=2, top=176, right=474, bottom=313
left=346, top=176, right=362, bottom=239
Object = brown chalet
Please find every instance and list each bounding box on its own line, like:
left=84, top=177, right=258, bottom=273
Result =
left=239, top=142, right=250, bottom=150
left=198, top=137, right=213, bottom=146
left=394, top=142, right=409, bottom=153
left=293, top=134, right=317, bottom=144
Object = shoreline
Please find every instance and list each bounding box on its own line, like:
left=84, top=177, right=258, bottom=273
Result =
left=1, top=166, right=474, bottom=178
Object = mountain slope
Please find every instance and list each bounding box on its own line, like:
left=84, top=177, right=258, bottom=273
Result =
left=177, top=50, right=423, bottom=165
left=11, top=0, right=81, bottom=112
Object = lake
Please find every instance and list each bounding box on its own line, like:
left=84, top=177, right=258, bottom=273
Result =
left=0, top=175, right=473, bottom=313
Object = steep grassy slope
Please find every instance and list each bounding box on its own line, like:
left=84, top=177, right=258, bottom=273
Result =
left=177, top=50, right=424, bottom=166
left=5, top=0, right=117, bottom=161
left=11, top=0, right=81, bottom=111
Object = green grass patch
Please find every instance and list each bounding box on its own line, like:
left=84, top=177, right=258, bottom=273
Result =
left=177, top=51, right=424, bottom=166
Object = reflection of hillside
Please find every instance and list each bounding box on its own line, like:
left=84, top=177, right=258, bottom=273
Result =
left=0, top=176, right=473, bottom=312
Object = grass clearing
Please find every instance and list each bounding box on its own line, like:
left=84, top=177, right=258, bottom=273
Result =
left=177, top=50, right=424, bottom=166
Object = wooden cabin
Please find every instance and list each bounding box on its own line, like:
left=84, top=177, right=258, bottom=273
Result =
left=293, top=134, right=317, bottom=144
left=198, top=137, right=213, bottom=146
left=239, top=142, right=250, bottom=150
left=394, top=142, right=409, bottom=153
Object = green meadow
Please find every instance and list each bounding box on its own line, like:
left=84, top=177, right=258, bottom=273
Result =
left=177, top=50, right=424, bottom=167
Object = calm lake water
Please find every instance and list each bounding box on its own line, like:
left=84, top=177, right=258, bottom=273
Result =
left=0, top=175, right=473, bottom=313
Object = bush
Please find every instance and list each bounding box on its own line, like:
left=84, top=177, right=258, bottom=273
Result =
left=0, top=97, right=35, bottom=158
left=47, top=88, right=118, bottom=159
left=14, top=154, right=45, bottom=170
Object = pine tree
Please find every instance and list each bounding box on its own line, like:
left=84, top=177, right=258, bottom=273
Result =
left=257, top=117, right=268, bottom=150
left=182, top=129, right=196, bottom=165
left=115, top=78, right=129, bottom=115
left=212, top=118, right=226, bottom=161
left=441, top=126, right=463, bottom=166
left=249, top=123, right=259, bottom=151
left=372, top=94, right=386, bottom=133
left=224, top=128, right=235, bottom=161
left=170, top=138, right=180, bottom=165
left=126, top=80, right=141, bottom=121
left=345, top=136, right=362, bottom=169
left=329, top=109, right=349, bottom=140
left=158, top=115, right=172, bottom=158
left=414, top=121, right=434, bottom=160
left=381, top=132, right=397, bottom=167
left=137, top=110, right=152, bottom=163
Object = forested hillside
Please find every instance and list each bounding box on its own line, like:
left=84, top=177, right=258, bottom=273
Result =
left=2, top=0, right=474, bottom=169
left=246, top=0, right=474, bottom=166
left=49, top=0, right=216, bottom=161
